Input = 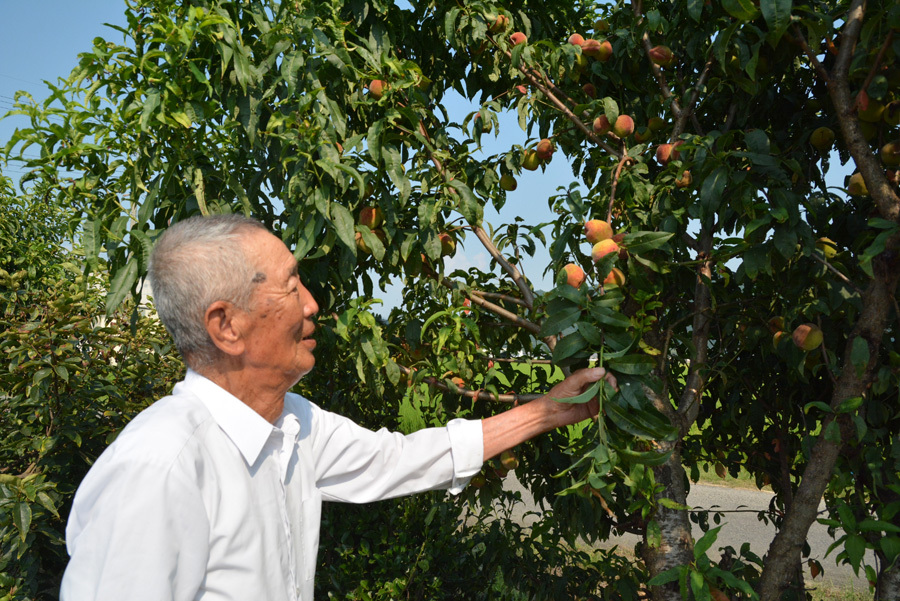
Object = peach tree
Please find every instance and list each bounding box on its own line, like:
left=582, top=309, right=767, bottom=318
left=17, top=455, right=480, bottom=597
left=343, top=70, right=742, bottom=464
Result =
left=4, top=0, right=900, bottom=599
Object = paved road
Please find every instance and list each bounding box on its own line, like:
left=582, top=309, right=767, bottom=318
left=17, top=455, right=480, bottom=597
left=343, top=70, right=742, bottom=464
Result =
left=500, top=474, right=875, bottom=592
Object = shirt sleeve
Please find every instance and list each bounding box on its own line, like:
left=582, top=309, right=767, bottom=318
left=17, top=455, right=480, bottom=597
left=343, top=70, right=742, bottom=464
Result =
left=60, top=458, right=210, bottom=601
left=307, top=405, right=484, bottom=502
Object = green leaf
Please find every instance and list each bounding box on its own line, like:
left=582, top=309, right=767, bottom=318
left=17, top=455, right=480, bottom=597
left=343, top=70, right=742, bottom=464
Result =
left=690, top=569, right=707, bottom=601
left=880, top=536, right=900, bottom=566
left=722, top=0, right=761, bottom=20
left=760, top=0, right=793, bottom=45
left=694, top=525, right=722, bottom=560
left=330, top=204, right=357, bottom=254
left=606, top=397, right=675, bottom=440
left=608, top=354, right=656, bottom=375
left=13, top=501, right=32, bottom=542
left=622, top=231, right=674, bottom=255
left=552, top=332, right=589, bottom=364
left=687, top=0, right=703, bottom=20
left=845, top=534, right=866, bottom=571
left=539, top=304, right=582, bottom=338
left=659, top=497, right=692, bottom=511
left=700, top=166, right=728, bottom=224
left=447, top=179, right=483, bottom=226
left=550, top=379, right=600, bottom=405
left=849, top=337, right=870, bottom=377
left=106, top=259, right=139, bottom=316
left=140, top=88, right=161, bottom=132
left=647, top=565, right=681, bottom=585
left=836, top=396, right=864, bottom=414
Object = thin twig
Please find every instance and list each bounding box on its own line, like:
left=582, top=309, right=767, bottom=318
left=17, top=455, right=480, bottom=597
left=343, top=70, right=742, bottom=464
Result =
left=606, top=152, right=632, bottom=222
left=856, top=30, right=894, bottom=104
left=789, top=24, right=832, bottom=83
left=673, top=56, right=714, bottom=139
left=397, top=363, right=543, bottom=403
left=809, top=252, right=863, bottom=296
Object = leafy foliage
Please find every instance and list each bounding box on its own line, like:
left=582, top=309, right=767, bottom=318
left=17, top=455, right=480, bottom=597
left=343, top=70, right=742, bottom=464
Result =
left=0, top=175, right=184, bottom=600
left=3, top=0, right=900, bottom=600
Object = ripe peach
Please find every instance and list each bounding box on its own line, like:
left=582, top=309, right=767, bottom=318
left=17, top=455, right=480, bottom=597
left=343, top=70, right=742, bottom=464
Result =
left=568, top=33, right=585, bottom=46
left=535, top=138, right=555, bottom=161
left=655, top=142, right=681, bottom=165
left=603, top=267, right=625, bottom=287
left=792, top=323, right=823, bottom=351
left=489, top=14, right=509, bottom=34
left=510, top=31, right=527, bottom=45
left=562, top=263, right=586, bottom=288
left=439, top=232, right=456, bottom=257
left=612, top=115, right=634, bottom=137
left=675, top=170, right=692, bottom=188
left=582, top=39, right=612, bottom=61
left=592, top=115, right=611, bottom=135
left=648, top=45, right=674, bottom=67
left=584, top=219, right=613, bottom=243
left=368, top=79, right=386, bottom=99
left=582, top=83, right=597, bottom=98
left=591, top=239, right=620, bottom=262
left=358, top=206, right=383, bottom=229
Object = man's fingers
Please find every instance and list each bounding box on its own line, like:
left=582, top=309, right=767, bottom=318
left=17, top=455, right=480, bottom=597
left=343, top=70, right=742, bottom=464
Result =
left=573, top=367, right=619, bottom=392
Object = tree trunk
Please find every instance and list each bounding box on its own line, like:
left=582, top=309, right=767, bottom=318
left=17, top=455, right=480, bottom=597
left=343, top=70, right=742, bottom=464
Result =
left=643, top=443, right=694, bottom=601
left=757, top=254, right=900, bottom=600
left=876, top=556, right=900, bottom=601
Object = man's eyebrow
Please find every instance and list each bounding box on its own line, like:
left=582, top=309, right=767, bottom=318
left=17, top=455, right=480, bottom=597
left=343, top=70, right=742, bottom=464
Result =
left=251, top=272, right=267, bottom=284
left=290, top=262, right=299, bottom=277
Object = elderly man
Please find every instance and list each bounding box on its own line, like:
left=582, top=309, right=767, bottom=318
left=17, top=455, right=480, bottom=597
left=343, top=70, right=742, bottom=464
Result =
left=60, top=214, right=614, bottom=600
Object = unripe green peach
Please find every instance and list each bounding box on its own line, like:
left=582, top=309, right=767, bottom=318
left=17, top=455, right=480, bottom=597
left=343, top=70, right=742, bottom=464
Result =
left=847, top=172, right=868, bottom=196
left=522, top=150, right=541, bottom=171
left=810, top=127, right=835, bottom=153
left=499, top=174, right=518, bottom=191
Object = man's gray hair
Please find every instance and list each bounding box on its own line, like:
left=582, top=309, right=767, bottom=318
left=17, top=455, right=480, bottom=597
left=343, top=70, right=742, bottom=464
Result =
left=148, top=214, right=269, bottom=367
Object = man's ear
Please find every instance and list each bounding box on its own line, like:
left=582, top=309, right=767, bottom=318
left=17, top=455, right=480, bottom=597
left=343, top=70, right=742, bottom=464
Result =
left=205, top=300, right=246, bottom=357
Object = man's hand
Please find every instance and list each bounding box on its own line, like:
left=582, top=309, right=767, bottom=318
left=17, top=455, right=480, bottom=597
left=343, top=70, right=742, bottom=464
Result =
left=534, top=367, right=618, bottom=431
left=481, top=367, right=618, bottom=462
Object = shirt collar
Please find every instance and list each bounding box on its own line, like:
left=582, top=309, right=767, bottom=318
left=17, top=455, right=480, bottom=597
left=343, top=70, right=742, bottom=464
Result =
left=177, top=369, right=278, bottom=466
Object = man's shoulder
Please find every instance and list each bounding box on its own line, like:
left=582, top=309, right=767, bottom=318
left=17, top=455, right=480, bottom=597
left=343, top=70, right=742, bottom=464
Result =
left=100, top=391, right=215, bottom=470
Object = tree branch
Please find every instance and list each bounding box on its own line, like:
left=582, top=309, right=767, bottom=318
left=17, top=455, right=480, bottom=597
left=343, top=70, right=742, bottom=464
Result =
left=675, top=230, right=714, bottom=435
left=397, top=363, right=543, bottom=403
left=488, top=36, right=623, bottom=158
left=673, top=56, right=714, bottom=139
left=471, top=225, right=535, bottom=309
left=790, top=24, right=832, bottom=83
left=471, top=289, right=528, bottom=307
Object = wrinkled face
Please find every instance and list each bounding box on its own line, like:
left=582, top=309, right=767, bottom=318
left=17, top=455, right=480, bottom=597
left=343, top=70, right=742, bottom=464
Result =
left=239, top=229, right=319, bottom=388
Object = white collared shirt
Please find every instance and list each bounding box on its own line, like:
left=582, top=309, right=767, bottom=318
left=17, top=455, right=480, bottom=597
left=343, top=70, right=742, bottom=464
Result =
left=60, top=370, right=483, bottom=600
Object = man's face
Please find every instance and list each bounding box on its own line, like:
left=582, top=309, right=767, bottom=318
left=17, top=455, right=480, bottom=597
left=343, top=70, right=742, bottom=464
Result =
left=239, top=229, right=319, bottom=388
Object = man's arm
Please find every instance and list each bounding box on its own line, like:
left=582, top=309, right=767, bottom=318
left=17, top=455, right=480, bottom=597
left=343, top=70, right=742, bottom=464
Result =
left=481, top=367, right=615, bottom=461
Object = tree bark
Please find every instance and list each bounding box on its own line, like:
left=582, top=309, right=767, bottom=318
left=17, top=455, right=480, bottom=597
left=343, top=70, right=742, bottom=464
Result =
left=643, top=443, right=695, bottom=601
left=876, top=556, right=900, bottom=601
